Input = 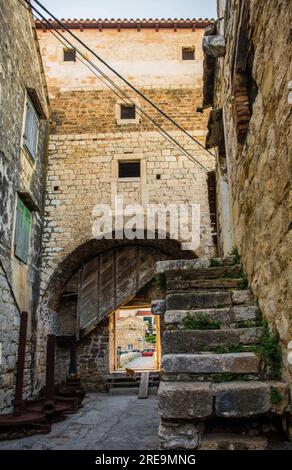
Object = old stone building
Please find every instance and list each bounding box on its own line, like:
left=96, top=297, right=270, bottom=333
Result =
left=0, top=0, right=50, bottom=413
left=0, top=0, right=291, bottom=452
left=32, top=18, right=216, bottom=391
left=156, top=0, right=291, bottom=450
left=202, top=0, right=292, bottom=386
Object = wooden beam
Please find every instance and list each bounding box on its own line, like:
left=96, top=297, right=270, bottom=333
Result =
left=138, top=371, right=149, bottom=399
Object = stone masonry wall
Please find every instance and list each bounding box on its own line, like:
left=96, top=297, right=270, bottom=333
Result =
left=34, top=25, right=216, bottom=390
left=0, top=264, right=32, bottom=413
left=0, top=0, right=49, bottom=410
left=214, top=0, right=292, bottom=385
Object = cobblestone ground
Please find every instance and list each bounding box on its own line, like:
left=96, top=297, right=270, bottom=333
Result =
left=0, top=393, right=160, bottom=450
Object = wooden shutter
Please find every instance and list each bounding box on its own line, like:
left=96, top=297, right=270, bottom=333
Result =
left=23, top=98, right=39, bottom=160
left=14, top=197, right=32, bottom=264
left=77, top=246, right=160, bottom=336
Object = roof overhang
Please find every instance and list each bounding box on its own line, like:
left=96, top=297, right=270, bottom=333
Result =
left=35, top=18, right=215, bottom=31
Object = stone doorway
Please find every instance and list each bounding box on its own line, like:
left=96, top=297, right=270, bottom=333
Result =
left=109, top=302, right=161, bottom=373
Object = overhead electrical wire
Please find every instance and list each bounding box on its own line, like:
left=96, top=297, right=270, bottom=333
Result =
left=18, top=0, right=214, bottom=172
left=29, top=0, right=215, bottom=158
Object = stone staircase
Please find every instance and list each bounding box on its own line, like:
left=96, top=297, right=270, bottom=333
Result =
left=155, top=257, right=290, bottom=450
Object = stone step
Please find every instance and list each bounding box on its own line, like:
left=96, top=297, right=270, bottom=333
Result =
left=109, top=386, right=158, bottom=395
left=163, top=328, right=263, bottom=354
left=165, top=264, right=243, bottom=280
left=162, top=352, right=261, bottom=375
left=199, top=434, right=268, bottom=450
left=166, top=278, right=246, bottom=291
left=156, top=256, right=237, bottom=274
left=166, top=290, right=254, bottom=311
left=158, top=381, right=289, bottom=420
left=164, top=306, right=259, bottom=328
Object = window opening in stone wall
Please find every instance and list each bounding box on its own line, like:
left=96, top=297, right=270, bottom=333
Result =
left=23, top=97, right=39, bottom=160
left=119, top=160, right=141, bottom=178
left=120, top=104, right=136, bottom=120
left=14, top=195, right=32, bottom=264
left=64, top=49, right=76, bottom=62
left=182, top=47, right=195, bottom=60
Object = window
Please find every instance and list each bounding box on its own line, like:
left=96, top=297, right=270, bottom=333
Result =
left=64, top=49, right=76, bottom=62
left=23, top=98, right=39, bottom=160
left=119, top=161, right=140, bottom=178
left=120, top=105, right=136, bottom=120
left=14, top=196, right=32, bottom=264
left=182, top=47, right=195, bottom=60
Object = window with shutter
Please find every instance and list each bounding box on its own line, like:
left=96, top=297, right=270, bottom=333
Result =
left=182, top=47, right=195, bottom=60
left=14, top=196, right=32, bottom=264
left=23, top=98, right=39, bottom=160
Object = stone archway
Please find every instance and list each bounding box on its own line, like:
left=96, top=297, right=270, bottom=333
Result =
left=36, top=235, right=194, bottom=392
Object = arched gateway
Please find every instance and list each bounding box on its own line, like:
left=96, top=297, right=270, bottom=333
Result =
left=36, top=237, right=193, bottom=391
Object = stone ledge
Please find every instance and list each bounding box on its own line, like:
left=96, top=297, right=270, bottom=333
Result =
left=156, top=256, right=235, bottom=274
left=215, top=381, right=270, bottom=417
left=162, top=352, right=261, bottom=374
left=164, top=306, right=259, bottom=327
left=166, top=291, right=232, bottom=310
left=158, top=381, right=289, bottom=420
left=158, top=381, right=213, bottom=419
left=163, top=328, right=263, bottom=354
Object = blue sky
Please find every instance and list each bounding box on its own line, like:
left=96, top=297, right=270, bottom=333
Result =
left=39, top=0, right=217, bottom=19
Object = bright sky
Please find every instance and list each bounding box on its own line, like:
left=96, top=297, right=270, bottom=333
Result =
left=37, top=0, right=217, bottom=19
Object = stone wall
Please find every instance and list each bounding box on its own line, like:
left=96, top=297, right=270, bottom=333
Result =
left=33, top=23, right=216, bottom=390
left=211, top=0, right=292, bottom=384
left=0, top=0, right=50, bottom=411
left=0, top=264, right=32, bottom=413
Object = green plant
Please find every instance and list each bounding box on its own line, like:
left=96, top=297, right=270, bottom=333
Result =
left=155, top=273, right=166, bottom=292
left=209, top=257, right=221, bottom=268
left=212, top=373, right=250, bottom=383
left=181, top=313, right=220, bottom=330
left=257, top=321, right=282, bottom=379
left=145, top=334, right=156, bottom=344
left=234, top=319, right=257, bottom=329
left=210, top=344, right=247, bottom=354
left=228, top=246, right=241, bottom=264
left=270, top=387, right=282, bottom=405
left=239, top=271, right=249, bottom=289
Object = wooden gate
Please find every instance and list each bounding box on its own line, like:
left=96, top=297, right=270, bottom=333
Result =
left=77, top=246, right=162, bottom=336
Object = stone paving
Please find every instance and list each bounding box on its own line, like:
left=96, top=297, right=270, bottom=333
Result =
left=0, top=393, right=160, bottom=450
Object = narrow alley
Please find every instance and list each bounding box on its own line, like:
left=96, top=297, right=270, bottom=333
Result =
left=0, top=394, right=160, bottom=450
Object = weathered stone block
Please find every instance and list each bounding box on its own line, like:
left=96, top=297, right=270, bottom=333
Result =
left=162, top=353, right=260, bottom=374
left=215, top=382, right=270, bottom=417
left=163, top=328, right=262, bottom=354
left=158, top=381, right=213, bottom=419
left=232, top=290, right=253, bottom=305
left=200, top=434, right=268, bottom=450
left=164, top=308, right=234, bottom=327
left=151, top=299, right=166, bottom=316
left=269, top=382, right=290, bottom=414
left=167, top=278, right=245, bottom=290
left=166, top=291, right=232, bottom=310
left=203, top=35, right=226, bottom=57
left=159, top=419, right=204, bottom=449
left=233, top=306, right=259, bottom=321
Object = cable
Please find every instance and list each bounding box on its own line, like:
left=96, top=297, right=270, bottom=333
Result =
left=27, top=0, right=215, bottom=158
left=19, top=0, right=212, bottom=172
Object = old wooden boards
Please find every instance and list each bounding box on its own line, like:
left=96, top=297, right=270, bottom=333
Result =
left=138, top=372, right=150, bottom=399
left=77, top=246, right=161, bottom=336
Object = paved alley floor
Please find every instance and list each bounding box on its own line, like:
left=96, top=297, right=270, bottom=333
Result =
left=125, top=355, right=155, bottom=369
left=0, top=393, right=160, bottom=450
